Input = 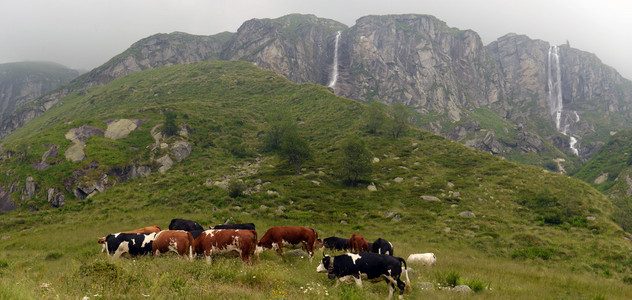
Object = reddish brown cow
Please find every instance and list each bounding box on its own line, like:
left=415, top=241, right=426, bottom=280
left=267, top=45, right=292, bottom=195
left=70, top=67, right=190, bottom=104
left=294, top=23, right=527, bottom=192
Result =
left=97, top=225, right=162, bottom=244
left=349, top=234, right=369, bottom=252
left=152, top=230, right=194, bottom=260
left=194, top=229, right=258, bottom=264
left=257, top=226, right=318, bottom=259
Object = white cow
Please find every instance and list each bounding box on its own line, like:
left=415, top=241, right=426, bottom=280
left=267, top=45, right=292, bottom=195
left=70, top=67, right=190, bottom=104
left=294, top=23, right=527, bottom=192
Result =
left=407, top=253, right=436, bottom=266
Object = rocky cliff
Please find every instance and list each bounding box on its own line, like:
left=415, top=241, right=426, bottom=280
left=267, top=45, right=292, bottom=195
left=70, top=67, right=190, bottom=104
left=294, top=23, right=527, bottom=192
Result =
left=3, top=14, right=631, bottom=168
left=0, top=62, right=78, bottom=119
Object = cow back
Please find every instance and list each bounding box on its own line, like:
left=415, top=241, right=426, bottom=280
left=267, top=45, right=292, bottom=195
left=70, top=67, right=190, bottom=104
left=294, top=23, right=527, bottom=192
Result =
left=169, top=218, right=204, bottom=231
left=212, top=223, right=256, bottom=230
left=349, top=234, right=368, bottom=252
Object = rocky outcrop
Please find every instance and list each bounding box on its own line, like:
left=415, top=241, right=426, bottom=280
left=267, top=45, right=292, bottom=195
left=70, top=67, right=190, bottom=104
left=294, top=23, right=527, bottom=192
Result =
left=32, top=144, right=59, bottom=171
left=340, top=15, right=504, bottom=121
left=222, top=14, right=347, bottom=85
left=0, top=62, right=79, bottom=119
left=104, top=119, right=147, bottom=139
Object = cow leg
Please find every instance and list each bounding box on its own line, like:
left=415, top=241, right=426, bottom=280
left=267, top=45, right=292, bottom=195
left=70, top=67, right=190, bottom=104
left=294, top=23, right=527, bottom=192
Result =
left=396, top=277, right=406, bottom=299
left=354, top=273, right=363, bottom=288
left=387, top=281, right=395, bottom=300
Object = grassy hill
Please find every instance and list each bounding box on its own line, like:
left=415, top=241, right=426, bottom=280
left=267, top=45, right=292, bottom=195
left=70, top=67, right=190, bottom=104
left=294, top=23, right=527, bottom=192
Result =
left=0, top=61, right=631, bottom=299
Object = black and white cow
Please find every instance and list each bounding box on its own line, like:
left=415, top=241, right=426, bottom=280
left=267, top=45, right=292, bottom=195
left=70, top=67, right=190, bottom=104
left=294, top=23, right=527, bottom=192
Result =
left=212, top=223, right=256, bottom=230
left=316, top=252, right=410, bottom=299
left=371, top=238, right=394, bottom=255
left=318, top=236, right=350, bottom=251
left=103, top=232, right=158, bottom=258
left=169, top=218, right=204, bottom=232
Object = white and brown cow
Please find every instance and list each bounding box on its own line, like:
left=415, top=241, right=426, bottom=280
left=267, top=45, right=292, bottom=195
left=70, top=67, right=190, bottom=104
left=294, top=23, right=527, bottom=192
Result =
left=257, top=226, right=318, bottom=259
left=194, top=229, right=257, bottom=264
left=152, top=230, right=194, bottom=260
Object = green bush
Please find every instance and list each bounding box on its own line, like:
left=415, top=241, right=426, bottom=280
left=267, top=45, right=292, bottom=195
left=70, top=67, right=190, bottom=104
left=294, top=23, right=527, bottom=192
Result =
left=467, top=278, right=488, bottom=292
left=228, top=179, right=247, bottom=198
left=435, top=269, right=460, bottom=287
left=511, top=247, right=557, bottom=260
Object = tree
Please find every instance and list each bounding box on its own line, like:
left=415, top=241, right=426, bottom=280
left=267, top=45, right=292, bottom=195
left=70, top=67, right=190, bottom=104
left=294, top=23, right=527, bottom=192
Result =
left=365, top=101, right=386, bottom=135
left=337, top=135, right=373, bottom=186
left=387, top=103, right=409, bottom=138
left=163, top=110, right=178, bottom=137
left=263, top=110, right=297, bottom=153
left=279, top=131, right=312, bottom=174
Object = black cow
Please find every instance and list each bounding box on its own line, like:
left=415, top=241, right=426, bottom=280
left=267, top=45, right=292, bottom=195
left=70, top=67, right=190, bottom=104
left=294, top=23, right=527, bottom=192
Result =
left=212, top=223, right=256, bottom=230
left=318, top=236, right=350, bottom=251
left=188, top=229, right=205, bottom=239
left=316, top=253, right=410, bottom=299
left=371, top=238, right=394, bottom=255
left=103, top=232, right=157, bottom=258
left=169, top=218, right=204, bottom=231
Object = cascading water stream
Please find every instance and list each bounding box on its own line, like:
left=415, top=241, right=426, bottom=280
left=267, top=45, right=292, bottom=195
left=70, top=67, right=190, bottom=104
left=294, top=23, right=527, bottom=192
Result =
left=327, top=31, right=341, bottom=89
left=547, top=45, right=579, bottom=156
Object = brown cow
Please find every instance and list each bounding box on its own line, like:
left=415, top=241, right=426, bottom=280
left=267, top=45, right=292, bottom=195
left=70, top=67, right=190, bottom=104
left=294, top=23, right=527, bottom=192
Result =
left=97, top=225, right=162, bottom=244
left=194, top=229, right=257, bottom=264
left=152, top=230, right=194, bottom=260
left=349, top=234, right=369, bottom=252
left=257, top=226, right=318, bottom=260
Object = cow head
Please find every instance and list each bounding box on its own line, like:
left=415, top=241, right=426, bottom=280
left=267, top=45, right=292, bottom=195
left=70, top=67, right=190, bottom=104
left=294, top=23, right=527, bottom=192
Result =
left=316, top=254, right=336, bottom=279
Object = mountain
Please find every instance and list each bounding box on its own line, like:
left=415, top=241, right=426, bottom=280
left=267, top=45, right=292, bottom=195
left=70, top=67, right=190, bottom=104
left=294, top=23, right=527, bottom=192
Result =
left=2, top=14, right=631, bottom=172
left=0, top=61, right=630, bottom=298
left=0, top=61, right=79, bottom=119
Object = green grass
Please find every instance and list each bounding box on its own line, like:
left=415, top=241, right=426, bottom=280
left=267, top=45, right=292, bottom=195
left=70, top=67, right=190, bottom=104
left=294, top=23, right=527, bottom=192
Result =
left=0, top=61, right=631, bottom=298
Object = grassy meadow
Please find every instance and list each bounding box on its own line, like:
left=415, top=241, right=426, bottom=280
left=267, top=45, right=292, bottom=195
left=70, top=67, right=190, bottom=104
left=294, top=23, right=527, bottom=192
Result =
left=0, top=61, right=631, bottom=299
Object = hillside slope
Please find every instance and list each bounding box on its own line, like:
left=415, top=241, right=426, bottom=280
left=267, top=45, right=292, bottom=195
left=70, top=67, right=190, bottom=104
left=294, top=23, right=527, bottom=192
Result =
left=0, top=61, right=630, bottom=298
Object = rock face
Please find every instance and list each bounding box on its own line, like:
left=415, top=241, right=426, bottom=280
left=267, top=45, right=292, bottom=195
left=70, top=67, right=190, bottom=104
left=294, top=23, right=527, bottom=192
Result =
left=222, top=14, right=347, bottom=85
left=2, top=14, right=631, bottom=165
left=0, top=62, right=79, bottom=119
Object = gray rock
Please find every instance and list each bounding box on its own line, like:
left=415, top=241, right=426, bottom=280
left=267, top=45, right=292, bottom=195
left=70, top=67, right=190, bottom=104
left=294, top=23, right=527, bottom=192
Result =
left=384, top=209, right=397, bottom=218
left=367, top=183, right=377, bottom=192
left=421, top=195, right=441, bottom=202
left=156, top=155, right=174, bottom=174
left=453, top=285, right=472, bottom=294
left=25, top=177, right=36, bottom=199
left=171, top=140, right=192, bottom=162
left=104, top=119, right=138, bottom=139
left=459, top=211, right=476, bottom=218
left=393, top=177, right=404, bottom=183
left=284, top=249, right=308, bottom=258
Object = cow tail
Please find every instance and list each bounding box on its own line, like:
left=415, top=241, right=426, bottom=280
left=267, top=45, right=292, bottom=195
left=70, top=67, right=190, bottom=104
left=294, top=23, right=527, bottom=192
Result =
left=399, top=257, right=411, bottom=290
left=187, top=232, right=195, bottom=261
left=251, top=230, right=258, bottom=263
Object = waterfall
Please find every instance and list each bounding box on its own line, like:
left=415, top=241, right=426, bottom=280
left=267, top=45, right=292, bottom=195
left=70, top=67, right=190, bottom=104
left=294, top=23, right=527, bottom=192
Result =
left=327, top=31, right=341, bottom=89
left=547, top=45, right=580, bottom=156
left=547, top=46, right=563, bottom=131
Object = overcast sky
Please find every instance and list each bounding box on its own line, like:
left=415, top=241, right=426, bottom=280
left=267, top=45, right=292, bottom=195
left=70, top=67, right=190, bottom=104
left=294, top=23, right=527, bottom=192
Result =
left=1, top=0, right=631, bottom=78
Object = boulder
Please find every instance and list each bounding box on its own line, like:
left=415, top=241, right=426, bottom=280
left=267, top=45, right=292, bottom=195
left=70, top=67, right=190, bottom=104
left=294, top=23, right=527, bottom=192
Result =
left=64, top=141, right=86, bottom=162
left=156, top=155, right=174, bottom=174
left=367, top=183, right=377, bottom=192
left=453, top=285, right=472, bottom=294
left=25, top=177, right=36, bottom=199
left=459, top=211, right=476, bottom=218
left=393, top=177, right=404, bottom=183
left=171, top=140, right=192, bottom=162
left=104, top=119, right=138, bottom=139
left=421, top=195, right=441, bottom=202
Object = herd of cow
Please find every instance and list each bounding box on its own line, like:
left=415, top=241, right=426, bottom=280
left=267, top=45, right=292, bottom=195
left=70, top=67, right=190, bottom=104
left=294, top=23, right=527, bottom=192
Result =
left=98, top=218, right=437, bottom=299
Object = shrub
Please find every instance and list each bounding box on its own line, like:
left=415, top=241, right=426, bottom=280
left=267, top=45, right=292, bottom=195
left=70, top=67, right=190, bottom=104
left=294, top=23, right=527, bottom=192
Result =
left=163, top=110, right=178, bottom=137
left=622, top=275, right=632, bottom=285
left=435, top=269, right=460, bottom=287
left=467, top=278, right=488, bottom=292
left=228, top=179, right=247, bottom=198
